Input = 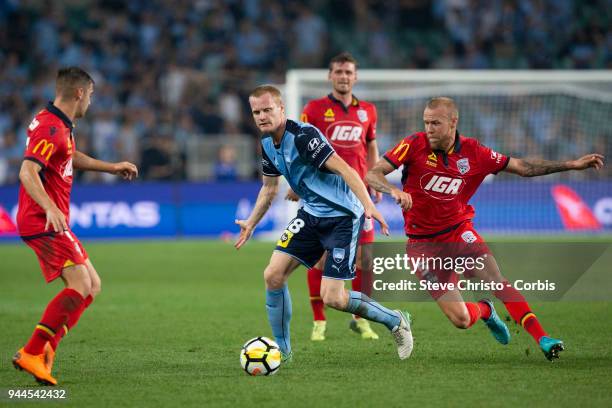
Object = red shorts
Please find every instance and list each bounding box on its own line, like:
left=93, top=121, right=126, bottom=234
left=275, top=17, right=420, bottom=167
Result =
left=407, top=220, right=491, bottom=300
left=359, top=216, right=375, bottom=245
left=22, top=230, right=88, bottom=283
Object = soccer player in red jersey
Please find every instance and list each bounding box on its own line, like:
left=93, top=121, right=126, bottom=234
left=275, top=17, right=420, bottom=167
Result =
left=12, top=67, right=138, bottom=385
left=367, top=97, right=605, bottom=360
left=292, top=52, right=381, bottom=340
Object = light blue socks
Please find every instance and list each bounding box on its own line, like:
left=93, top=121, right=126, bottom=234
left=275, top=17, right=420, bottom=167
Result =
left=265, top=284, right=292, bottom=354
left=345, top=291, right=400, bottom=330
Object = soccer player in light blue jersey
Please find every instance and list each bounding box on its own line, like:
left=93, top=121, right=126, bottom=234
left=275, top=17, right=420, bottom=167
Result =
left=235, top=85, right=413, bottom=361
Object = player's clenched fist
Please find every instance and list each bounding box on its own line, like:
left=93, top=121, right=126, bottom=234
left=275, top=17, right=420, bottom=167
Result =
left=391, top=188, right=412, bottom=211
left=234, top=219, right=255, bottom=249
left=112, top=161, right=139, bottom=180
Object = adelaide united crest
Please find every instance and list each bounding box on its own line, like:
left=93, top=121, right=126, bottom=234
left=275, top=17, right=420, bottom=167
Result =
left=456, top=158, right=470, bottom=175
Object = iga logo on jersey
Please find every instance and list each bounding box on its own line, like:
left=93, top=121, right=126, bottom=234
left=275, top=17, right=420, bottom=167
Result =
left=327, top=120, right=363, bottom=147
left=420, top=173, right=465, bottom=200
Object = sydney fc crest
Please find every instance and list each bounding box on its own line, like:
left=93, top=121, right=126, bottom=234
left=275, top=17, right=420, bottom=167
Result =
left=357, top=109, right=368, bottom=122
left=333, top=248, right=345, bottom=263
left=457, top=158, right=470, bottom=175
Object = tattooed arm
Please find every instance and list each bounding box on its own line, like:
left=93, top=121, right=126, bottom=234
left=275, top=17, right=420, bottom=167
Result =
left=505, top=154, right=605, bottom=177
left=366, top=159, right=412, bottom=211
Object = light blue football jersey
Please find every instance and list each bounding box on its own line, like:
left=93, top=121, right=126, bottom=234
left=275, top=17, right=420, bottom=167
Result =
left=261, top=119, right=364, bottom=218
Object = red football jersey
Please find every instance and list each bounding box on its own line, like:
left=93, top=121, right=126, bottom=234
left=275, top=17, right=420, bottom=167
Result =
left=17, top=103, right=75, bottom=237
left=301, top=94, right=377, bottom=179
left=384, top=132, right=509, bottom=236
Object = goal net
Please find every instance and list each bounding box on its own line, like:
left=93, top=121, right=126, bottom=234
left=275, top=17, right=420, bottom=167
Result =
left=283, top=70, right=612, bottom=235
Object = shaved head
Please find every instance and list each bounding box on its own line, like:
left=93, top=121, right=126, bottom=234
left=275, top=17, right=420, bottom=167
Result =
left=426, top=97, right=458, bottom=119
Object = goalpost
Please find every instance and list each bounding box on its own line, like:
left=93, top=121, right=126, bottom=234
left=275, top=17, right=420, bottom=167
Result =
left=282, top=70, right=612, bottom=235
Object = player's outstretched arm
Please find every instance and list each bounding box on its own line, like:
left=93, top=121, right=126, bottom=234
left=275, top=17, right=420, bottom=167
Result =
left=235, top=175, right=280, bottom=249
left=73, top=150, right=138, bottom=180
left=19, top=160, right=67, bottom=233
left=324, top=153, right=389, bottom=235
left=366, top=159, right=412, bottom=211
left=504, top=154, right=605, bottom=177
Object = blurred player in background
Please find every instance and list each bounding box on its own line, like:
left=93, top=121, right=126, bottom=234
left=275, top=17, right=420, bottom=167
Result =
left=236, top=85, right=413, bottom=362
left=13, top=67, right=138, bottom=385
left=289, top=52, right=381, bottom=341
left=367, top=97, right=605, bottom=360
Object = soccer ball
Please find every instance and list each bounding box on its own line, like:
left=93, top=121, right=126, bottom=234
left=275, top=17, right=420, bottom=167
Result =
left=240, top=337, right=281, bottom=376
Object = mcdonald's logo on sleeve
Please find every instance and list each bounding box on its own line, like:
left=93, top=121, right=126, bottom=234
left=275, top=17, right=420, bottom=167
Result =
left=392, top=140, right=410, bottom=162
left=32, top=139, right=55, bottom=161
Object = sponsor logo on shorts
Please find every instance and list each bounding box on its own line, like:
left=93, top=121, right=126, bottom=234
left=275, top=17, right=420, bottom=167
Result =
left=362, top=217, right=373, bottom=232
left=277, top=230, right=294, bottom=248
left=461, top=231, right=478, bottom=243
left=332, top=248, right=345, bottom=263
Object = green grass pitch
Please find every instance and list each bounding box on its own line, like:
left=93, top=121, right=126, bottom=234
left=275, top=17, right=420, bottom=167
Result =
left=1, top=240, right=611, bottom=407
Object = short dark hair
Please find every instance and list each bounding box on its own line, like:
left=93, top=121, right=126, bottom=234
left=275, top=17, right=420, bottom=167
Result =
left=329, top=52, right=358, bottom=70
left=249, top=85, right=283, bottom=104
left=56, top=67, right=94, bottom=97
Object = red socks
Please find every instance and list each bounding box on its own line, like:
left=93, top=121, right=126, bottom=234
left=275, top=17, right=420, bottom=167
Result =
left=50, top=295, right=94, bottom=350
left=494, top=283, right=547, bottom=343
left=24, top=289, right=86, bottom=355
left=307, top=267, right=325, bottom=321
left=307, top=267, right=374, bottom=322
left=464, top=302, right=481, bottom=328
left=351, top=268, right=372, bottom=320
left=458, top=301, right=492, bottom=329
left=478, top=301, right=491, bottom=320
left=352, top=267, right=373, bottom=295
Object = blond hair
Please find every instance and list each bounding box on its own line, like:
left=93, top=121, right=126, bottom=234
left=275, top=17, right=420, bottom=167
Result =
left=249, top=85, right=283, bottom=104
left=426, top=97, right=458, bottom=119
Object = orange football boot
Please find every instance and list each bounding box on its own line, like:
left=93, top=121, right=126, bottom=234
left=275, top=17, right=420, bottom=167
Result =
left=43, top=342, right=56, bottom=372
left=12, top=348, right=57, bottom=386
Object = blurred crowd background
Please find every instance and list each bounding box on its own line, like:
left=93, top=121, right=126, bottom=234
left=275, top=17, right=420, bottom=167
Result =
left=0, top=0, right=610, bottom=184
